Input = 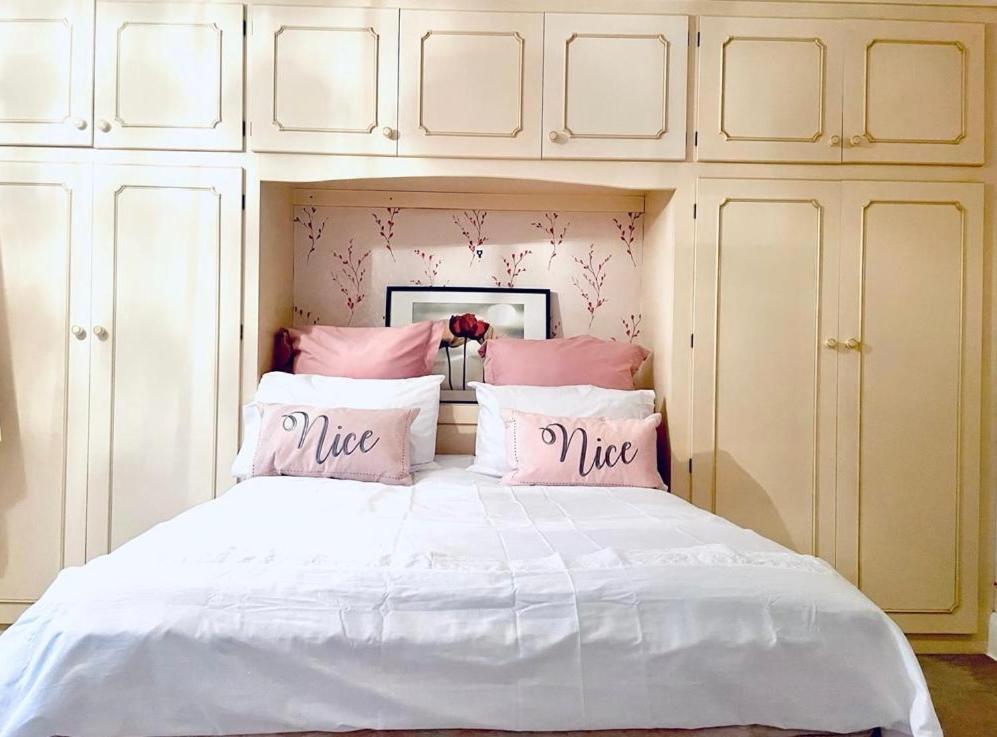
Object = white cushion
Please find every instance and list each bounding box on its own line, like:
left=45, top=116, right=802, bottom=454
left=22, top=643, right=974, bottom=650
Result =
left=232, top=373, right=444, bottom=479
left=467, top=382, right=656, bottom=477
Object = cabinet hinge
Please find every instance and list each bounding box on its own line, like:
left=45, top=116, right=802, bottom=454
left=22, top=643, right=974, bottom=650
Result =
left=239, top=324, right=244, bottom=341
left=241, top=194, right=246, bottom=210
left=692, top=203, right=697, bottom=219
left=694, top=130, right=698, bottom=147
left=688, top=459, right=693, bottom=474
left=243, top=19, right=247, bottom=36
left=242, top=120, right=246, bottom=137
left=696, top=31, right=701, bottom=47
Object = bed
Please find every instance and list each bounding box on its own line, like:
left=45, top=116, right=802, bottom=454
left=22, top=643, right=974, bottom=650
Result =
left=0, top=456, right=939, bottom=737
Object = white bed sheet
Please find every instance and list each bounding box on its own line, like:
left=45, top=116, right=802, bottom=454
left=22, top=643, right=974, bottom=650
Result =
left=0, top=456, right=939, bottom=737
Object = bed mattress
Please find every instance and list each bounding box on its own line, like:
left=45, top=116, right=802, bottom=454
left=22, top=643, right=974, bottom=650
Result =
left=0, top=456, right=938, bottom=737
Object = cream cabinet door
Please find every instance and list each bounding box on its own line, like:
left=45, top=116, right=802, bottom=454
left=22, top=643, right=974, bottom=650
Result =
left=842, top=21, right=984, bottom=165
left=0, top=163, right=91, bottom=624
left=696, top=17, right=844, bottom=163
left=398, top=10, right=543, bottom=158
left=94, top=2, right=244, bottom=151
left=87, top=166, right=242, bottom=556
left=692, top=179, right=841, bottom=558
left=249, top=5, right=398, bottom=155
left=541, top=13, right=688, bottom=160
left=0, top=1, right=94, bottom=146
left=836, top=181, right=982, bottom=633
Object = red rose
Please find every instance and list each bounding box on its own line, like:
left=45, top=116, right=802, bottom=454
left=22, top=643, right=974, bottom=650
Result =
left=449, top=312, right=490, bottom=342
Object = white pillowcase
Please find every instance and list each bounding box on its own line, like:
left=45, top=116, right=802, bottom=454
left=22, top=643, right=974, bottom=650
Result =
left=467, top=382, right=657, bottom=477
left=231, top=372, right=444, bottom=479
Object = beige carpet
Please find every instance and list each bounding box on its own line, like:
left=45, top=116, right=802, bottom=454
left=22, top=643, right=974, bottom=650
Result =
left=919, top=655, right=997, bottom=736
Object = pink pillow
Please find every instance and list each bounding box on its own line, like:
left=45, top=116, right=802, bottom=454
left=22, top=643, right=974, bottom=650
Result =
left=502, top=410, right=665, bottom=489
left=481, top=336, right=649, bottom=389
left=252, top=404, right=418, bottom=485
left=289, top=321, right=445, bottom=379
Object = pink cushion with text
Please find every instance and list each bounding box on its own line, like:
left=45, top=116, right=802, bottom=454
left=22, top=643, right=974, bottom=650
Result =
left=502, top=410, right=665, bottom=489
left=252, top=404, right=418, bottom=485
left=289, top=322, right=445, bottom=379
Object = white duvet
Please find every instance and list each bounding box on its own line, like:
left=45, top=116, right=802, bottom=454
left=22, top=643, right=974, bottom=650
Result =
left=0, top=457, right=939, bottom=737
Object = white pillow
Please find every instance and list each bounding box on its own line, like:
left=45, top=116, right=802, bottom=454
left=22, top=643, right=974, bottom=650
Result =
left=467, top=382, right=657, bottom=477
left=231, top=373, right=444, bottom=479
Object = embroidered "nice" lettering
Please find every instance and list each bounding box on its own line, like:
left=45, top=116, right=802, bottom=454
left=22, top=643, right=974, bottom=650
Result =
left=539, top=422, right=638, bottom=477
left=281, top=410, right=380, bottom=465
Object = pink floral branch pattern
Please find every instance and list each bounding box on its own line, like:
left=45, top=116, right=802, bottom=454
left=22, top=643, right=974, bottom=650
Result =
left=371, top=207, right=401, bottom=262
left=621, top=313, right=642, bottom=343
left=613, top=211, right=643, bottom=267
left=292, top=305, right=322, bottom=326
left=410, top=249, right=442, bottom=286
left=452, top=210, right=488, bottom=266
left=572, top=244, right=611, bottom=330
left=491, top=249, right=532, bottom=288
left=531, top=211, right=569, bottom=270
left=330, top=238, right=370, bottom=325
left=294, top=206, right=328, bottom=262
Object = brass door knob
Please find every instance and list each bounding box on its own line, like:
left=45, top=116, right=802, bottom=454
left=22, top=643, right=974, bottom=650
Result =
left=849, top=134, right=867, bottom=147
left=381, top=126, right=395, bottom=139
left=828, top=134, right=841, bottom=147
left=844, top=337, right=861, bottom=350
left=823, top=338, right=838, bottom=349
left=71, top=325, right=87, bottom=340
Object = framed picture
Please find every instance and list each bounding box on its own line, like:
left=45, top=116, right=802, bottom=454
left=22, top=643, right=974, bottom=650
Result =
left=386, top=286, right=551, bottom=403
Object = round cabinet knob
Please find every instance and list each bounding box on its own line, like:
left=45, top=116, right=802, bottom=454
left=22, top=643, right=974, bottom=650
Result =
left=97, top=119, right=111, bottom=133
left=69, top=117, right=88, bottom=131
left=93, top=325, right=108, bottom=340
left=828, top=134, right=841, bottom=147
left=849, top=134, right=866, bottom=147
left=548, top=130, right=568, bottom=143
left=71, top=325, right=87, bottom=340
left=844, top=337, right=862, bottom=350
left=823, top=337, right=838, bottom=349
left=381, top=126, right=395, bottom=139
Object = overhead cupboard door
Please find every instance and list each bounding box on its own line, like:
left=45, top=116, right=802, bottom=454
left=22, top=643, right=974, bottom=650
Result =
left=0, top=163, right=91, bottom=624
left=841, top=21, right=984, bottom=164
left=249, top=5, right=399, bottom=155
left=696, top=17, right=844, bottom=163
left=0, top=0, right=94, bottom=146
left=398, top=10, right=543, bottom=158
left=541, top=13, right=688, bottom=160
left=93, top=2, right=244, bottom=151
left=86, top=165, right=242, bottom=557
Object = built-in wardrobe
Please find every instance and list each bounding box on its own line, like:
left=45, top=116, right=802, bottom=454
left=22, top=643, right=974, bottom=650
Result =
left=0, top=0, right=992, bottom=653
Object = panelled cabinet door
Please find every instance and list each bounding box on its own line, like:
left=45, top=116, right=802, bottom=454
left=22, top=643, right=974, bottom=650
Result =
left=86, top=166, right=242, bottom=557
left=0, top=163, right=91, bottom=624
left=398, top=10, right=543, bottom=158
left=842, top=21, right=984, bottom=165
left=248, top=5, right=398, bottom=155
left=836, top=181, right=982, bottom=633
left=0, top=1, right=93, bottom=146
left=692, top=179, right=841, bottom=560
left=542, top=13, right=688, bottom=160
left=696, top=17, right=844, bottom=163
left=94, top=2, right=244, bottom=151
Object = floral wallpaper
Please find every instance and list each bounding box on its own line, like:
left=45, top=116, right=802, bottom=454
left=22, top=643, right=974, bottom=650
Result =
left=292, top=206, right=645, bottom=343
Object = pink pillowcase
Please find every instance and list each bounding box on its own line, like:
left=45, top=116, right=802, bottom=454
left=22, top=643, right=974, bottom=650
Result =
left=502, top=410, right=665, bottom=489
left=288, top=321, right=444, bottom=379
left=481, top=336, right=649, bottom=389
left=252, top=404, right=418, bottom=485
